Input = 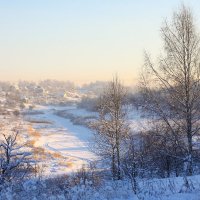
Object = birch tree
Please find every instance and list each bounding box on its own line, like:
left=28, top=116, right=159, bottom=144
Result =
left=91, top=76, right=130, bottom=180
left=140, top=5, right=200, bottom=176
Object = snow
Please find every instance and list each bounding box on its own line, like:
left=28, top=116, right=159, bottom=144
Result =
left=21, top=104, right=159, bottom=175
left=0, top=105, right=199, bottom=199
left=23, top=105, right=97, bottom=175
left=1, top=175, right=200, bottom=199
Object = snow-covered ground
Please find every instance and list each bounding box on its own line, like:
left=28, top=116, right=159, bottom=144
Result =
left=23, top=105, right=97, bottom=175
left=21, top=104, right=154, bottom=177
left=0, top=105, right=200, bottom=199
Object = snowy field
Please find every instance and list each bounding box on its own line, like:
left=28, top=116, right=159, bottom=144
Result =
left=0, top=105, right=194, bottom=200
left=0, top=105, right=199, bottom=199
left=22, top=105, right=154, bottom=176
left=23, top=105, right=97, bottom=175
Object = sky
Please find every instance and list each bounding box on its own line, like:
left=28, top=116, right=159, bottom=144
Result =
left=0, top=0, right=200, bottom=85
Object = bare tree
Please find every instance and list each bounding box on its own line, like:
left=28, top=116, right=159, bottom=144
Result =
left=0, top=127, right=32, bottom=183
left=140, top=5, right=200, bottom=176
left=91, top=76, right=130, bottom=180
left=122, top=135, right=140, bottom=194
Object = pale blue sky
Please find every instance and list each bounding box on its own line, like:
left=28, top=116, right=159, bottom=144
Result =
left=0, top=0, right=199, bottom=85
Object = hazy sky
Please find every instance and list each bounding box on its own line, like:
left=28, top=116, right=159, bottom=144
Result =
left=0, top=0, right=200, bottom=85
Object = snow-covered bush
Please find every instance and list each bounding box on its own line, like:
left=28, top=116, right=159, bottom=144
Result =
left=0, top=126, right=32, bottom=184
